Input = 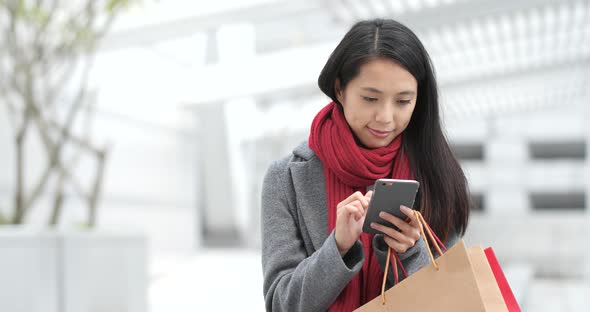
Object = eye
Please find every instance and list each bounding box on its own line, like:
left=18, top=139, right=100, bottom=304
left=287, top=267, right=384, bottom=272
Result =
left=362, top=96, right=378, bottom=103
left=399, top=99, right=412, bottom=105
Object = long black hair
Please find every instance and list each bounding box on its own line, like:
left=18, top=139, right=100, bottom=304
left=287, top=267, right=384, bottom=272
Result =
left=318, top=19, right=470, bottom=241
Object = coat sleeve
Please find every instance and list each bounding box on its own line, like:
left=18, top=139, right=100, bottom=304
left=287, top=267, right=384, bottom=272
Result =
left=261, top=160, right=365, bottom=312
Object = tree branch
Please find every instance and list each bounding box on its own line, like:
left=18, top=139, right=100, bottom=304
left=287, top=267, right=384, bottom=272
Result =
left=48, top=163, right=66, bottom=226
left=61, top=156, right=88, bottom=200
left=5, top=1, right=26, bottom=70
left=19, top=76, right=81, bottom=217
left=24, top=55, right=99, bottom=213
left=88, top=148, right=107, bottom=227
left=12, top=109, right=31, bottom=224
left=33, top=0, right=60, bottom=109
left=2, top=0, right=125, bottom=225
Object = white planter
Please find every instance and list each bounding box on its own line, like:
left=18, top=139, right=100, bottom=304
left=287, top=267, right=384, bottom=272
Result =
left=0, top=228, right=59, bottom=312
left=0, top=227, right=147, bottom=312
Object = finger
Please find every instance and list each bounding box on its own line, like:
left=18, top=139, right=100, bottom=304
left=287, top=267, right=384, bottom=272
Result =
left=379, top=211, right=413, bottom=234
left=340, top=206, right=360, bottom=222
left=341, top=203, right=362, bottom=218
left=400, top=206, right=418, bottom=224
left=359, top=194, right=370, bottom=209
left=338, top=201, right=360, bottom=217
left=338, top=191, right=369, bottom=209
left=337, top=192, right=360, bottom=209
left=383, top=235, right=410, bottom=254
left=388, top=213, right=420, bottom=241
left=337, top=192, right=357, bottom=211
left=398, top=207, right=421, bottom=241
left=400, top=205, right=422, bottom=240
left=349, top=201, right=366, bottom=216
left=344, top=204, right=363, bottom=221
left=411, top=229, right=421, bottom=242
left=358, top=213, right=366, bottom=225
left=362, top=191, right=373, bottom=211
left=370, top=222, right=414, bottom=247
left=344, top=201, right=366, bottom=220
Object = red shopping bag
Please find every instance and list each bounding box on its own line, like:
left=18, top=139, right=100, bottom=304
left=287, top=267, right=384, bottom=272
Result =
left=485, top=248, right=521, bottom=312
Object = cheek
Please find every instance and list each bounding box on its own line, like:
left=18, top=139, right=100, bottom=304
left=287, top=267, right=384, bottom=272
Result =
left=344, top=102, right=371, bottom=126
left=398, top=108, right=415, bottom=129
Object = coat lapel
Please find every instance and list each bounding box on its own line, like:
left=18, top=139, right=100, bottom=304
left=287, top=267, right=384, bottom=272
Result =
left=289, top=155, right=328, bottom=252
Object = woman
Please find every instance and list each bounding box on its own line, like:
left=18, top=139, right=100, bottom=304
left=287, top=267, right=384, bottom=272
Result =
left=261, top=18, right=471, bottom=311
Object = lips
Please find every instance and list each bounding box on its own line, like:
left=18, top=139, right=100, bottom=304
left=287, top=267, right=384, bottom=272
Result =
left=368, top=127, right=393, bottom=138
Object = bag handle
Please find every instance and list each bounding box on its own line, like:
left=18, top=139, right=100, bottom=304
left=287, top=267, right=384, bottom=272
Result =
left=380, top=210, right=448, bottom=305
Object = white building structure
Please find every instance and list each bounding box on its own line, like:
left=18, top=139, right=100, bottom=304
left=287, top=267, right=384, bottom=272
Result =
left=1, top=0, right=588, bottom=310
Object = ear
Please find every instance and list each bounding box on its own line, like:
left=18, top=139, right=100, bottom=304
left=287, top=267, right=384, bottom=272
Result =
left=335, top=79, right=345, bottom=104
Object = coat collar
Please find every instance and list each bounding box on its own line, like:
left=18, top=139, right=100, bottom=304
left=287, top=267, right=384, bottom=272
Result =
left=289, top=141, right=328, bottom=251
left=292, top=140, right=315, bottom=160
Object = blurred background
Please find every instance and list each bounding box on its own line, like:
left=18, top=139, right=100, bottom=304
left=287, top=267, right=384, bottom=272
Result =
left=0, top=0, right=589, bottom=311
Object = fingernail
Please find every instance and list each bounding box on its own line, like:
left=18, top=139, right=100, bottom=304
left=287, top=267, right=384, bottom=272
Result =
left=400, top=206, right=410, bottom=212
left=370, top=223, right=376, bottom=228
left=379, top=212, right=385, bottom=217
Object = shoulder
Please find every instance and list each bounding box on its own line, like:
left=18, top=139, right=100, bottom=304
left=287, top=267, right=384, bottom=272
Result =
left=263, top=140, right=322, bottom=202
left=266, top=140, right=318, bottom=176
left=262, top=141, right=321, bottom=216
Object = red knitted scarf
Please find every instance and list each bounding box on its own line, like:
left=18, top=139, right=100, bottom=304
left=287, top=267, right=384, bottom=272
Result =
left=309, top=102, right=413, bottom=311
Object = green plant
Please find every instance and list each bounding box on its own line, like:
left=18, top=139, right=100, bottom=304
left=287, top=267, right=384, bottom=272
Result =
left=0, top=0, right=132, bottom=226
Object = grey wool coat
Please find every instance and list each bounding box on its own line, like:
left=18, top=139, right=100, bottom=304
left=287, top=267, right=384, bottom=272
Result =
left=261, top=141, right=460, bottom=312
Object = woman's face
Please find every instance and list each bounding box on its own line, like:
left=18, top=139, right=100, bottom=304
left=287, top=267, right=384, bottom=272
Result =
left=336, top=58, right=418, bottom=149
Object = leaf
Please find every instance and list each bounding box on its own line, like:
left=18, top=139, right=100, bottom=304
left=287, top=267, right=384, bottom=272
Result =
left=28, top=5, right=50, bottom=25
left=73, top=222, right=93, bottom=230
left=12, top=1, right=50, bottom=25
left=74, top=25, right=98, bottom=46
left=15, top=0, right=27, bottom=17
left=106, top=0, right=131, bottom=13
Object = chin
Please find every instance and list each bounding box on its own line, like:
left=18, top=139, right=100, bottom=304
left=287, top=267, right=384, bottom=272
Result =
left=361, top=137, right=393, bottom=149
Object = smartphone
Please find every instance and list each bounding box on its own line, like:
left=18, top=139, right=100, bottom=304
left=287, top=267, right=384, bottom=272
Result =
left=362, top=179, right=420, bottom=235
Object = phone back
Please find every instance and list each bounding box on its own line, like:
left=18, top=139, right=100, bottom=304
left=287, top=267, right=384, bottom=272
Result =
left=362, top=179, right=420, bottom=235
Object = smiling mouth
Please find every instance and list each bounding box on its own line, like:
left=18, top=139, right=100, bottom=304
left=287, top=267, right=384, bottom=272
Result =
left=367, top=127, right=393, bottom=138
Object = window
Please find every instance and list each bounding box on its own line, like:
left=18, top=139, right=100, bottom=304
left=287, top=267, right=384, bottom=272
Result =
left=470, top=193, right=484, bottom=212
left=529, top=141, right=586, bottom=160
left=530, top=192, right=585, bottom=210
left=452, top=143, right=484, bottom=161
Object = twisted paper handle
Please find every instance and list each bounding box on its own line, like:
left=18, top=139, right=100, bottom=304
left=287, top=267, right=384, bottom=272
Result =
left=381, top=210, right=448, bottom=305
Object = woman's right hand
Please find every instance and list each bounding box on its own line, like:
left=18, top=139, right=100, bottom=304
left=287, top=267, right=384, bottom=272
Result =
left=334, top=191, right=373, bottom=257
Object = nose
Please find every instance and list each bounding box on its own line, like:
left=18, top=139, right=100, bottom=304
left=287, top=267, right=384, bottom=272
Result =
left=375, top=103, right=394, bottom=124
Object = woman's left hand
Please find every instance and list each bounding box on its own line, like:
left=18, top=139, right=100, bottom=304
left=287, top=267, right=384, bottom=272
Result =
left=370, top=206, right=421, bottom=254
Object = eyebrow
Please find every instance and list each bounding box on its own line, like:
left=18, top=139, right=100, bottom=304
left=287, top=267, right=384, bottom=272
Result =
left=361, top=87, right=384, bottom=94
left=361, top=87, right=415, bottom=96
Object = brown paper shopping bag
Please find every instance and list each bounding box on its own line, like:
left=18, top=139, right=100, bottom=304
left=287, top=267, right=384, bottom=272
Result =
left=354, top=211, right=509, bottom=312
